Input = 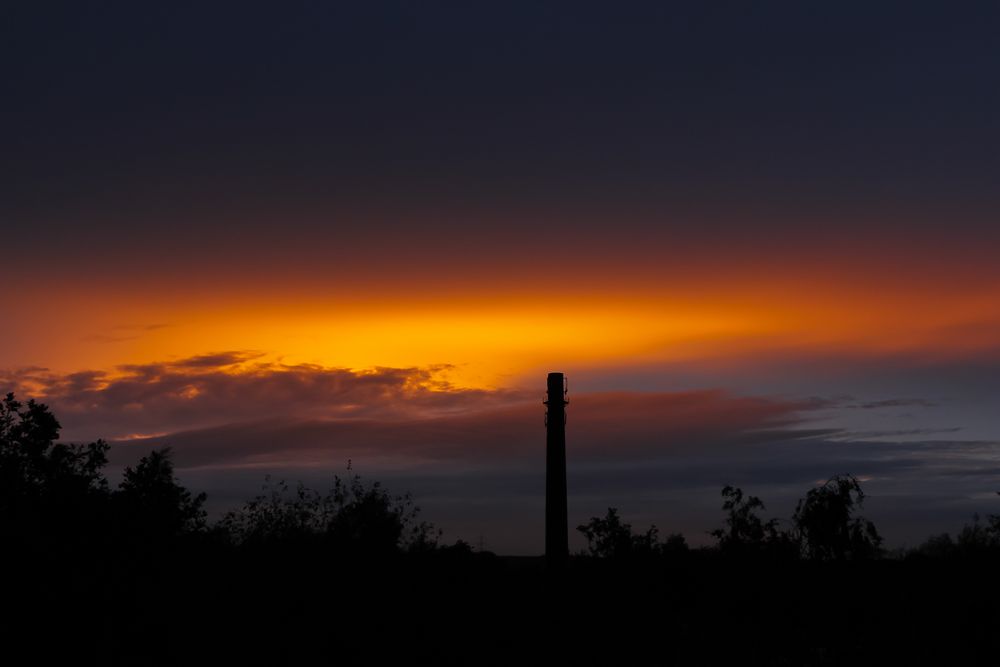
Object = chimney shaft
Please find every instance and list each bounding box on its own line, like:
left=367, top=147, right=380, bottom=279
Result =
left=545, top=372, right=568, bottom=566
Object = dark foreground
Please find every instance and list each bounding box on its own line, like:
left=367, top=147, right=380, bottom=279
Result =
left=8, top=544, right=998, bottom=666
left=2, top=395, right=996, bottom=665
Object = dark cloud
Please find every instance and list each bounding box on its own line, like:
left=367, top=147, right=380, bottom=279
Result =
left=832, top=427, right=963, bottom=440
left=103, top=389, right=829, bottom=470
left=850, top=398, right=939, bottom=409
left=167, top=351, right=266, bottom=369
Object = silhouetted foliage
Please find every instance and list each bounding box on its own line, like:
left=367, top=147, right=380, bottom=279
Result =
left=792, top=474, right=882, bottom=561
left=217, top=477, right=329, bottom=544
left=0, top=393, right=109, bottom=540
left=330, top=471, right=437, bottom=555
left=219, top=467, right=439, bottom=555
left=577, top=507, right=661, bottom=558
left=0, top=393, right=108, bottom=497
left=114, top=447, right=207, bottom=540
left=710, top=485, right=786, bottom=555
left=915, top=532, right=956, bottom=559
left=956, top=512, right=1000, bottom=552
left=662, top=531, right=689, bottom=554
left=914, top=505, right=1000, bottom=560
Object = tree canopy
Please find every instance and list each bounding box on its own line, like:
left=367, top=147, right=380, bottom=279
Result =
left=0, top=392, right=109, bottom=541
left=115, top=448, right=207, bottom=540
left=792, top=474, right=882, bottom=561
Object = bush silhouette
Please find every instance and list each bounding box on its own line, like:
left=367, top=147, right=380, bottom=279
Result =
left=577, top=507, right=661, bottom=558
left=327, top=471, right=433, bottom=555
left=219, top=468, right=438, bottom=555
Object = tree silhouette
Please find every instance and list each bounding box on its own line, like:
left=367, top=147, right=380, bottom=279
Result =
left=662, top=532, right=689, bottom=554
left=710, top=485, right=784, bottom=554
left=792, top=474, right=882, bottom=561
left=327, top=471, right=433, bottom=556
left=115, top=447, right=207, bottom=540
left=577, top=507, right=661, bottom=558
left=0, top=393, right=109, bottom=540
left=949, top=507, right=1000, bottom=557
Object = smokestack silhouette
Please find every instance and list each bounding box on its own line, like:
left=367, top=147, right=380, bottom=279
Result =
left=544, top=372, right=568, bottom=567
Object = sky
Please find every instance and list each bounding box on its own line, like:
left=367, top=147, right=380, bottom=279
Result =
left=4, top=1, right=1000, bottom=553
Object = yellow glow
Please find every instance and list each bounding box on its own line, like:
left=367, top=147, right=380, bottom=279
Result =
left=6, top=279, right=1000, bottom=390
left=112, top=300, right=776, bottom=388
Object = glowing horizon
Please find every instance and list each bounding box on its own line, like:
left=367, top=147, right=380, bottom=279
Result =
left=4, top=258, right=997, bottom=388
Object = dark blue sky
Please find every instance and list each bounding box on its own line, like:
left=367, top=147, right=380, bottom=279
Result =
left=6, top=1, right=1000, bottom=238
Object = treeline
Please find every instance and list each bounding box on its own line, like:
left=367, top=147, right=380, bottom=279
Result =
left=0, top=393, right=461, bottom=557
left=578, top=479, right=1000, bottom=562
left=3, top=392, right=998, bottom=561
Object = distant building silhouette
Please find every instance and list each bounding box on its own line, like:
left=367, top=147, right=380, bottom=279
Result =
left=544, top=372, right=568, bottom=567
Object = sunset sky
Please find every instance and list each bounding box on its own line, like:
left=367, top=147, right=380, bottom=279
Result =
left=4, top=2, right=1000, bottom=552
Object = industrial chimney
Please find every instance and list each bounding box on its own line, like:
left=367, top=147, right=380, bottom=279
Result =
left=544, top=372, right=568, bottom=567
